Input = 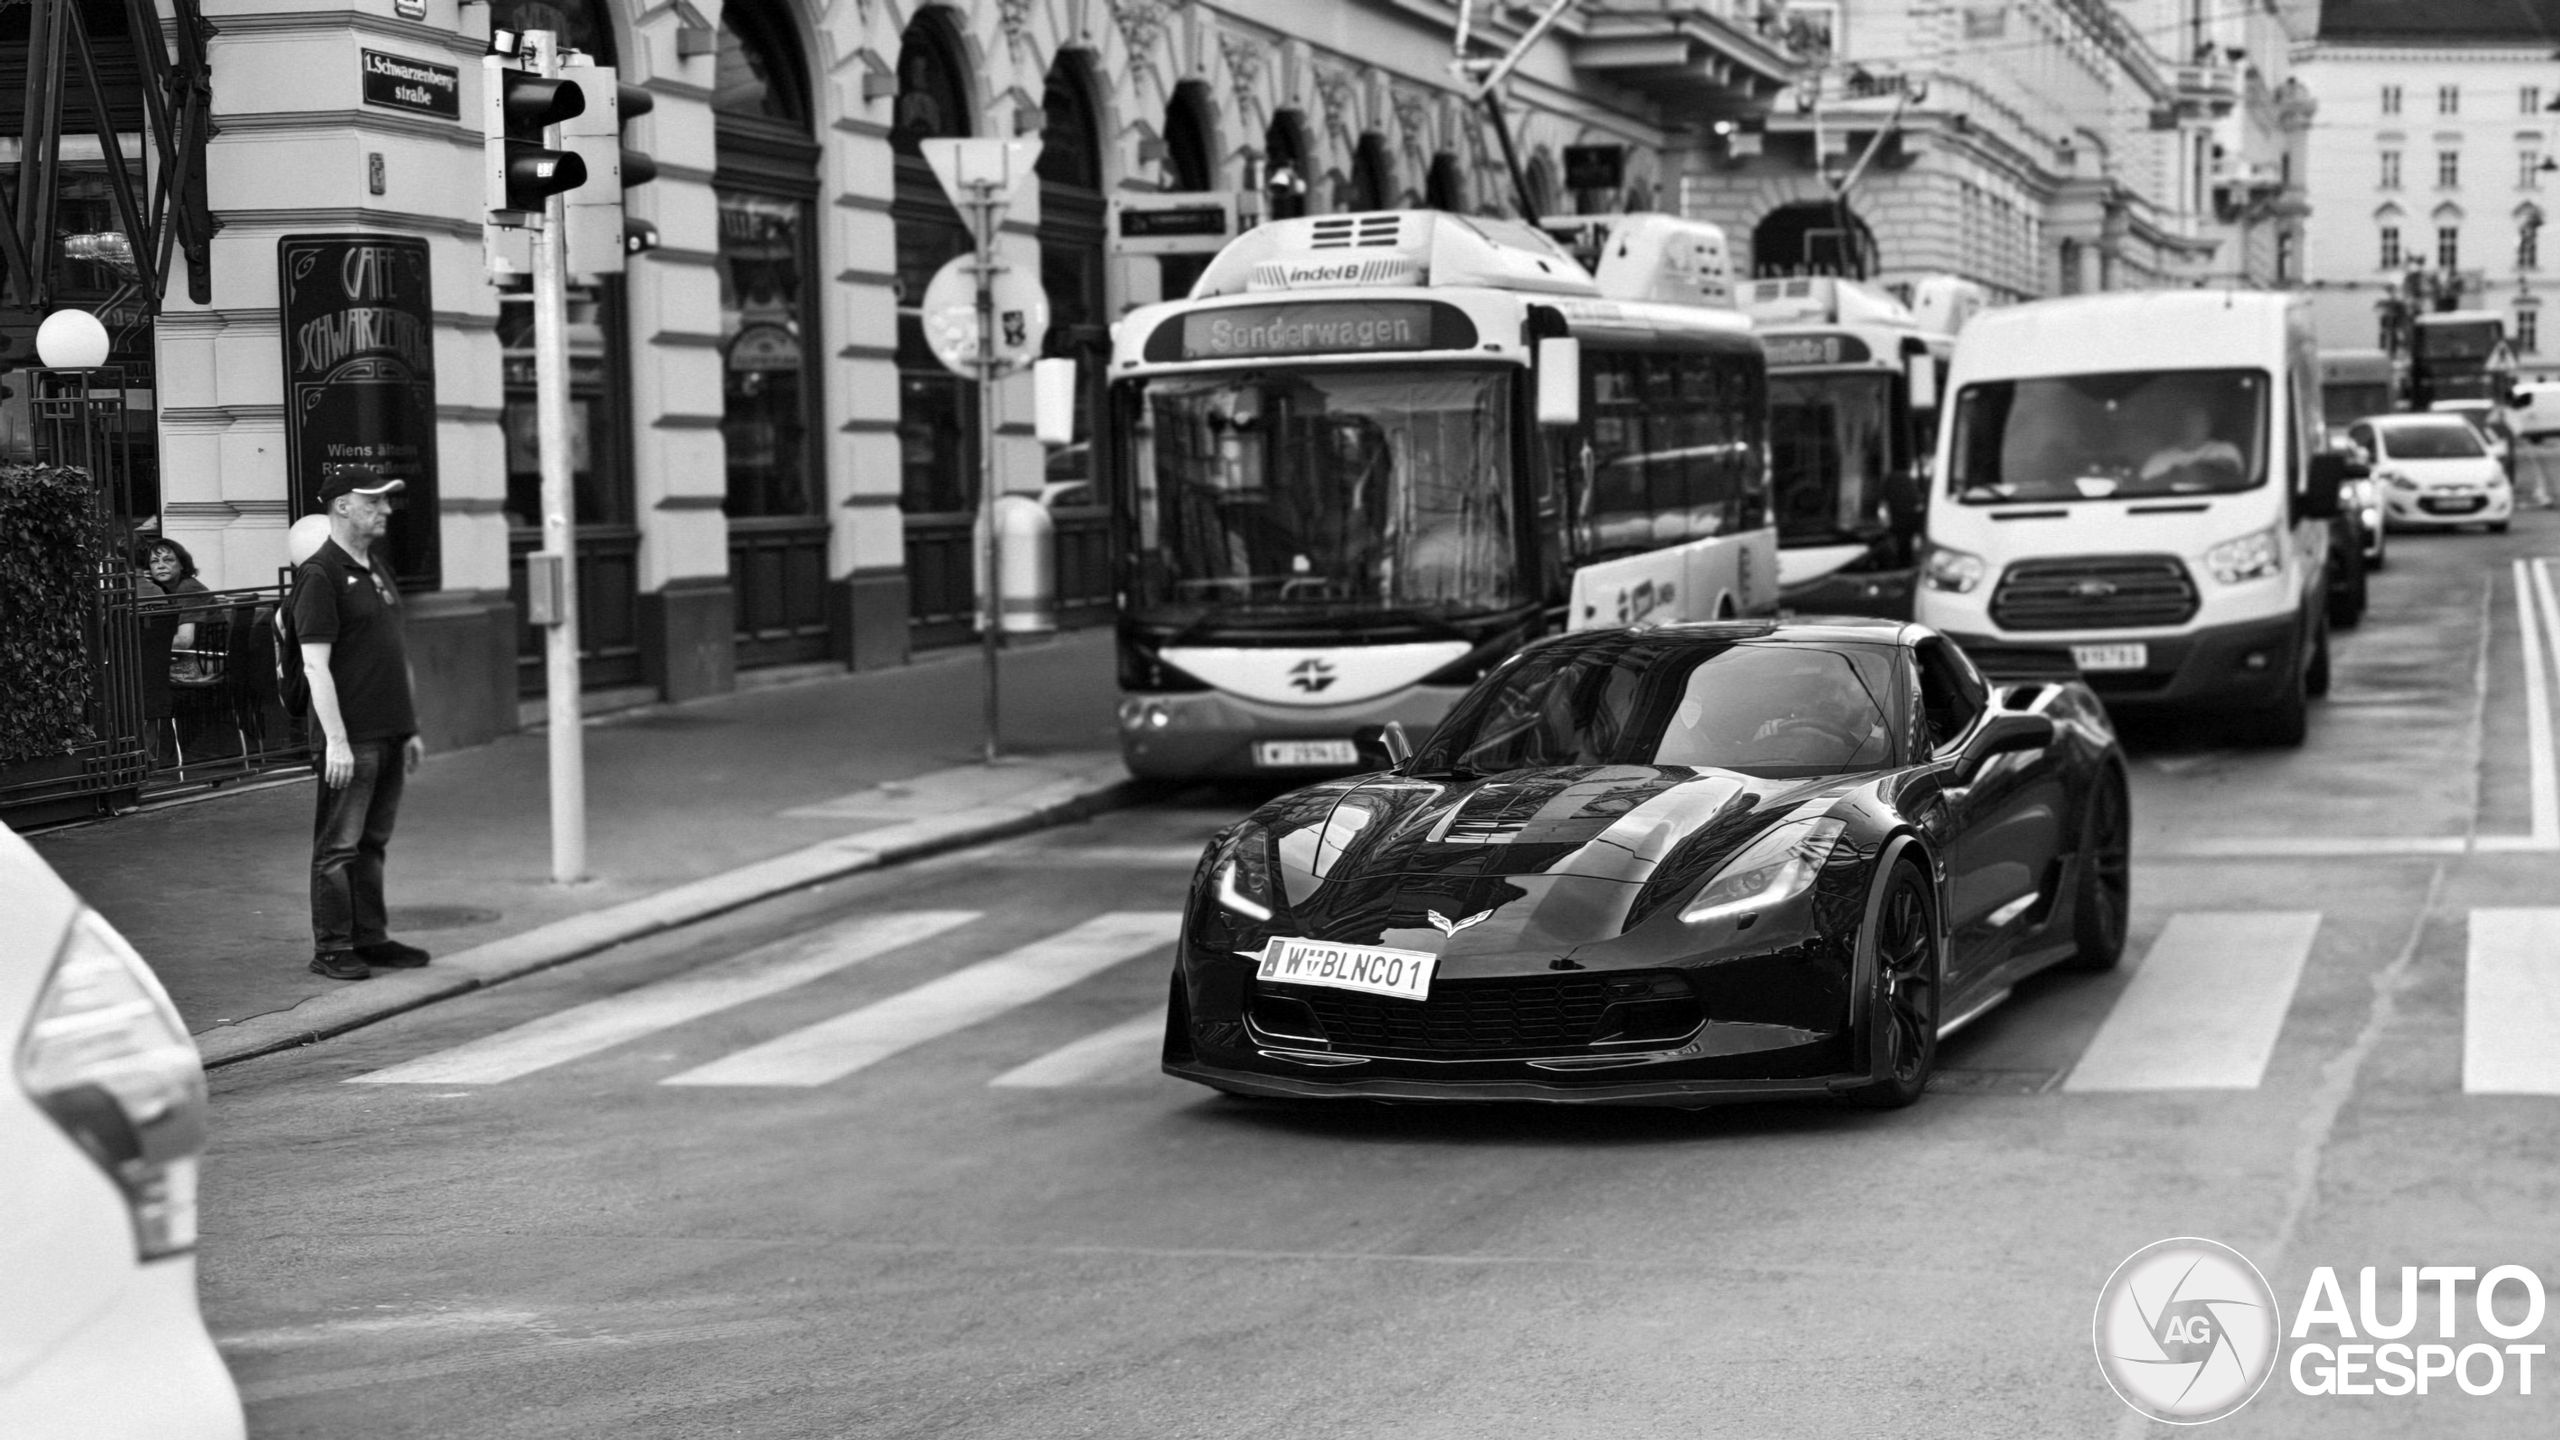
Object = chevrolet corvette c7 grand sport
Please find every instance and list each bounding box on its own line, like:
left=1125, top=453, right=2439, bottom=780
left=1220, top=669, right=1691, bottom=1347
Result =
left=1163, top=619, right=2129, bottom=1109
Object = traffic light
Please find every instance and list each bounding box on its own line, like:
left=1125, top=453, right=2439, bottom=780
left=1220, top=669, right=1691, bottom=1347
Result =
left=559, top=61, right=659, bottom=275
left=482, top=54, right=587, bottom=224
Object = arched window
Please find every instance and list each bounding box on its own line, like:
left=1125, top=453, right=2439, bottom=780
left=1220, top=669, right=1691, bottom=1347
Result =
left=1158, top=82, right=1218, bottom=299
left=891, top=10, right=980, bottom=642
left=715, top=0, right=827, bottom=664
left=1425, top=152, right=1466, bottom=212
left=1347, top=132, right=1395, bottom=211
left=1037, top=53, right=1113, bottom=620
left=1265, top=110, right=1313, bottom=220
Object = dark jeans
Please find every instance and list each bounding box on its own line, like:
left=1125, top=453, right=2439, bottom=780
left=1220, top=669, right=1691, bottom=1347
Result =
left=311, top=737, right=407, bottom=953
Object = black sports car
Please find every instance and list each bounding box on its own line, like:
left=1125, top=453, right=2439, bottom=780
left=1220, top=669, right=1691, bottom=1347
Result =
left=1163, top=619, right=2129, bottom=1108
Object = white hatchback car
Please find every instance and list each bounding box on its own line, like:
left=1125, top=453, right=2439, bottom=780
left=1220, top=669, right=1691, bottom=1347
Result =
left=2349, top=414, right=2514, bottom=532
left=2, top=823, right=243, bottom=1438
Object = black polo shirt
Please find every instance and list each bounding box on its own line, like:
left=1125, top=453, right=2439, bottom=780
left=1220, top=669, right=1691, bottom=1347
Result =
left=290, top=538, right=416, bottom=742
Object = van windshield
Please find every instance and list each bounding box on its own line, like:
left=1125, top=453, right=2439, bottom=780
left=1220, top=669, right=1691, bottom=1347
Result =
left=1947, top=368, right=2269, bottom=503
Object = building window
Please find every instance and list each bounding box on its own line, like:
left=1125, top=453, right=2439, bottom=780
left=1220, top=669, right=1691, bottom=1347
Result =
left=2382, top=84, right=2402, bottom=115
left=2529, top=87, right=2545, bottom=116
left=2382, top=151, right=2401, bottom=188
left=2381, top=225, right=2402, bottom=267
left=2441, top=85, right=2461, bottom=116
left=2521, top=309, right=2541, bottom=353
left=2439, top=225, right=2461, bottom=269
left=2530, top=151, right=2549, bottom=190
left=2524, top=218, right=2543, bottom=269
left=2440, top=151, right=2461, bottom=188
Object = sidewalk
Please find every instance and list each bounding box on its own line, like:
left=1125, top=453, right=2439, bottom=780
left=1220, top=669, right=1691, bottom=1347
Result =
left=30, top=628, right=1134, bottom=1063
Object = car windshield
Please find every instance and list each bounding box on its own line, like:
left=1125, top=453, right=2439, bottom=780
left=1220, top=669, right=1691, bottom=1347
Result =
left=1770, top=371, right=1895, bottom=544
left=1948, top=368, right=2268, bottom=503
left=2379, top=421, right=2486, bottom=459
left=1121, top=367, right=1519, bottom=627
left=1413, top=637, right=1901, bottom=780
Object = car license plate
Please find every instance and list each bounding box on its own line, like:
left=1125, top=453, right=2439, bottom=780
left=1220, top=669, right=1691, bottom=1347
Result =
left=2422, top=494, right=2485, bottom=513
left=2071, top=643, right=2149, bottom=672
left=1254, top=739, right=1358, bottom=767
left=1254, top=937, right=1438, bottom=1001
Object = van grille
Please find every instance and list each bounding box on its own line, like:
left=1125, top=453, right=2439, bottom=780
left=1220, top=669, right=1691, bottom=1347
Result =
left=1990, top=555, right=2199, bottom=631
left=1308, top=215, right=1404, bottom=250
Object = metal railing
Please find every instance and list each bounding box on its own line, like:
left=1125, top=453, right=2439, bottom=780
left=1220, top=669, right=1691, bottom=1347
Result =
left=132, top=580, right=311, bottom=795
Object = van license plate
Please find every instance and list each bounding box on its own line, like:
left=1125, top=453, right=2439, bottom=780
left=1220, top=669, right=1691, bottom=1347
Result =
left=2071, top=644, right=2149, bottom=672
left=1255, top=739, right=1359, bottom=767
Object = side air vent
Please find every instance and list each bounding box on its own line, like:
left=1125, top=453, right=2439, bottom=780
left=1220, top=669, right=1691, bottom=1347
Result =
left=1308, top=214, right=1404, bottom=250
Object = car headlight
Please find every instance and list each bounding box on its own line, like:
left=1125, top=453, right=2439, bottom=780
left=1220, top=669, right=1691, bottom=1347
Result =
left=1922, top=543, right=1987, bottom=594
left=1214, top=824, right=1278, bottom=922
left=2204, top=524, right=2283, bottom=584
left=2380, top=469, right=2419, bottom=492
left=1681, top=817, right=1849, bottom=926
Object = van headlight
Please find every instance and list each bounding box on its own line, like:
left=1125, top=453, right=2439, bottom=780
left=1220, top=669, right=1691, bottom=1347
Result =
left=2204, top=524, right=2284, bottom=584
left=1922, top=543, right=1987, bottom=594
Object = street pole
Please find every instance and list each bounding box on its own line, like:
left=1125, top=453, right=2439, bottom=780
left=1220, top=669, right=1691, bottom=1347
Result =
left=529, top=28, right=586, bottom=883
left=972, top=183, right=1002, bottom=764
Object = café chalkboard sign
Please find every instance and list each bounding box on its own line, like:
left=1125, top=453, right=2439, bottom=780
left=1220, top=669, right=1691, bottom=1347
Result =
left=278, top=234, right=441, bottom=588
left=361, top=50, right=460, bottom=119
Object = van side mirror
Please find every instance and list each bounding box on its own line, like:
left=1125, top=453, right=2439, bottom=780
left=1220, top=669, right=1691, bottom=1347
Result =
left=1904, top=350, right=1938, bottom=410
left=2303, top=452, right=2352, bottom=520
left=1352, top=721, right=1413, bottom=770
left=1536, top=337, right=1581, bottom=427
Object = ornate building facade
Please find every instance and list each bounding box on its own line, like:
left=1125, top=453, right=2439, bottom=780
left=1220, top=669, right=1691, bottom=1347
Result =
left=149, top=0, right=1808, bottom=749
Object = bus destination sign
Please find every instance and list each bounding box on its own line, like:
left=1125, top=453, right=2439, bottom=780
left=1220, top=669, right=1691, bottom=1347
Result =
left=1153, top=301, right=1477, bottom=362
left=1761, top=331, right=1874, bottom=368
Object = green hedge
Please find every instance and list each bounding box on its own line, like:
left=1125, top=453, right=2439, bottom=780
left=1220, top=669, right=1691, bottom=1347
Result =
left=0, top=463, right=107, bottom=763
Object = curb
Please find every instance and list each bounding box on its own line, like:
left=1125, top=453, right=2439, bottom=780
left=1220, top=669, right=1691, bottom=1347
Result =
left=197, top=762, right=1143, bottom=1071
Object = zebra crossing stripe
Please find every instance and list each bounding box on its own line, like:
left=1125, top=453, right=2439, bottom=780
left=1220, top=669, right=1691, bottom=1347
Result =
left=988, top=1010, right=1168, bottom=1089
left=2062, top=911, right=2321, bottom=1092
left=2464, top=908, right=2560, bottom=1095
left=347, top=911, right=979, bottom=1086
left=660, top=911, right=1182, bottom=1088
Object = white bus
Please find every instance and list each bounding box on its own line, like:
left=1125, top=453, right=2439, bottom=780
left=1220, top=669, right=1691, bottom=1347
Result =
left=1107, top=209, right=1778, bottom=779
left=1744, top=276, right=1958, bottom=619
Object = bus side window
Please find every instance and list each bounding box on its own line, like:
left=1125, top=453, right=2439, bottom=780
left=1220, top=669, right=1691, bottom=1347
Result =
left=1647, top=356, right=1709, bottom=543
left=1582, top=350, right=1654, bottom=556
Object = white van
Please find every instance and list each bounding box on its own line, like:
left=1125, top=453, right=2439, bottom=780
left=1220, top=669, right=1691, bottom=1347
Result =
left=1913, top=291, right=2345, bottom=744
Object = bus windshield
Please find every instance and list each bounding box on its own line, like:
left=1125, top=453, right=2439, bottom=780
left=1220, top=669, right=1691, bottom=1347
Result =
left=2416, top=320, right=2501, bottom=362
left=1948, top=368, right=2268, bottom=503
left=2323, top=382, right=2392, bottom=429
left=1124, top=367, right=1520, bottom=627
left=1770, top=371, right=1894, bottom=544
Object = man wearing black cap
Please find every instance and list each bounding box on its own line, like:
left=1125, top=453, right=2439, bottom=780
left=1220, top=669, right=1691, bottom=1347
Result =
left=291, top=465, right=432, bottom=981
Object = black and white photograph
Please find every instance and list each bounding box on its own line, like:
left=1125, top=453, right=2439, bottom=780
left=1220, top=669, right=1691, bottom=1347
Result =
left=8, top=0, right=2560, bottom=1434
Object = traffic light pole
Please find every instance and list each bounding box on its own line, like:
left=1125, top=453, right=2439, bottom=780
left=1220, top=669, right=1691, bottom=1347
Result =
left=968, top=183, right=1003, bottom=764
left=528, top=28, right=586, bottom=884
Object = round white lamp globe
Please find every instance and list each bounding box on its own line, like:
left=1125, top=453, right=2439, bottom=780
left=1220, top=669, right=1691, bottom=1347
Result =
left=35, top=308, right=111, bottom=370
left=286, top=514, right=334, bottom=566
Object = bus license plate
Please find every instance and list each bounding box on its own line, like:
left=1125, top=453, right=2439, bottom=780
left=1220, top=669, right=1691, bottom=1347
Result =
left=2071, top=644, right=2149, bottom=672
left=1256, top=938, right=1437, bottom=1001
left=1255, top=739, right=1358, bottom=767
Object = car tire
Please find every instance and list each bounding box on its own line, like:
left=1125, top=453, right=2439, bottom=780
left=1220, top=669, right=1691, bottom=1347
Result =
left=2367, top=528, right=2387, bottom=570
left=2061, top=773, right=2130, bottom=973
left=1844, top=860, right=1940, bottom=1110
left=2306, top=617, right=2332, bottom=700
left=2329, top=548, right=2367, bottom=630
left=2492, top=520, right=2512, bottom=533
left=2252, top=630, right=2312, bottom=747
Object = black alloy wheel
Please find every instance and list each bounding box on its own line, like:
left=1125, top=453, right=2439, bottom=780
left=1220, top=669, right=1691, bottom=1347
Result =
left=2063, top=774, right=2130, bottom=972
left=1846, top=862, right=1940, bottom=1109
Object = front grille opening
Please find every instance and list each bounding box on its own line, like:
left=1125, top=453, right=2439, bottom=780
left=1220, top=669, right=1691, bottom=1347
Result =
left=1248, top=994, right=1326, bottom=1043
left=1268, top=971, right=1700, bottom=1057
left=1990, top=554, right=2199, bottom=632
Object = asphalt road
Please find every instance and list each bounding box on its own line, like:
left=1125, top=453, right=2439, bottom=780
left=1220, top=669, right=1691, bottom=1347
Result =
left=203, top=519, right=2560, bottom=1439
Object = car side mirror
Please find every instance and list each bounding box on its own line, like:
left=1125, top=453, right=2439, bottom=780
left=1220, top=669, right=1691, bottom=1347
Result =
left=2303, top=452, right=2353, bottom=521
left=1352, top=721, right=1413, bottom=770
left=1956, top=711, right=2053, bottom=783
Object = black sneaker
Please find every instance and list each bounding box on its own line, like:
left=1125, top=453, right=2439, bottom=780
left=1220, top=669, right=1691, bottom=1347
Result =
left=310, top=951, right=371, bottom=981
left=357, top=939, right=431, bottom=968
